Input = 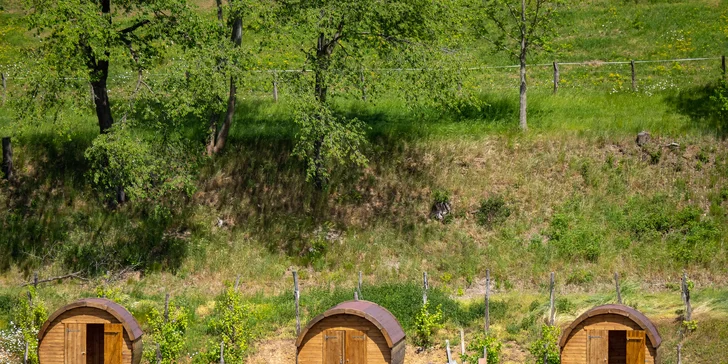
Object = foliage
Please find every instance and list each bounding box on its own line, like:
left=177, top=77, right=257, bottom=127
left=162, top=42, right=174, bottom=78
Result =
left=5, top=288, right=47, bottom=364
left=461, top=332, right=502, bottom=364
left=475, top=195, right=512, bottom=228
left=413, top=301, right=443, bottom=348
left=85, top=126, right=197, bottom=210
left=199, top=283, right=255, bottom=363
left=143, top=300, right=188, bottom=364
left=529, top=325, right=560, bottom=364
left=433, top=189, right=451, bottom=204
left=682, top=319, right=698, bottom=332
left=291, top=100, right=368, bottom=186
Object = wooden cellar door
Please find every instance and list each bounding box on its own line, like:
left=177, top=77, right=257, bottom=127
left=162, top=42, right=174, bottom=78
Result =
left=64, top=323, right=87, bottom=364
left=587, top=329, right=609, bottom=364
left=323, top=330, right=346, bottom=364
left=345, top=329, right=368, bottom=364
left=103, top=324, right=123, bottom=364
left=626, top=330, right=646, bottom=364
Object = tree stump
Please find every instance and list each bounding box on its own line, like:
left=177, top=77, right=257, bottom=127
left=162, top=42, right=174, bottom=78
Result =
left=636, top=131, right=650, bottom=146
left=430, top=201, right=452, bottom=221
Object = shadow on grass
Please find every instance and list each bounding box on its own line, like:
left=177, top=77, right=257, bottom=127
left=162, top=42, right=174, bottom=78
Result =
left=665, top=81, right=728, bottom=138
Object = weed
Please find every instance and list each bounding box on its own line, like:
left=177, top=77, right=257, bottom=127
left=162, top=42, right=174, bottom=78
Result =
left=475, top=195, right=512, bottom=229
left=413, top=301, right=443, bottom=348
left=462, top=333, right=502, bottom=364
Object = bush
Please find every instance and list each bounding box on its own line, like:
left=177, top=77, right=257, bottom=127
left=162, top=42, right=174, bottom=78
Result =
left=196, top=283, right=255, bottom=363
left=143, top=300, right=188, bottom=364
left=4, top=288, right=47, bottom=364
left=461, top=332, right=502, bottom=364
left=529, top=325, right=560, bottom=364
left=413, top=301, right=443, bottom=348
left=475, top=195, right=511, bottom=228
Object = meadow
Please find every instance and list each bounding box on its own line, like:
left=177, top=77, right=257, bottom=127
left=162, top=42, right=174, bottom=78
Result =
left=1, top=0, right=728, bottom=363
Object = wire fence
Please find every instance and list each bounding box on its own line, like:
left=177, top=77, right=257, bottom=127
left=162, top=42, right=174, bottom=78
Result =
left=0, top=55, right=726, bottom=104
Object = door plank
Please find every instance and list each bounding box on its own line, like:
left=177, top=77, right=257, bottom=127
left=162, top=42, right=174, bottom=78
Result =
left=323, top=330, right=345, bottom=364
left=64, top=323, right=86, bottom=364
left=346, top=329, right=368, bottom=364
left=587, top=329, right=609, bottom=364
left=103, top=323, right=123, bottom=364
left=626, top=330, right=646, bottom=364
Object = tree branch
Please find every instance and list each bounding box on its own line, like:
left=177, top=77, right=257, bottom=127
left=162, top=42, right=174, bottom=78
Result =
left=118, top=19, right=151, bottom=35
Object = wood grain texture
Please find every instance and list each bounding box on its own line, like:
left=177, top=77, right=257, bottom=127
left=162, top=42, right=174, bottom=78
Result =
left=298, top=315, right=394, bottom=364
left=346, top=329, right=367, bottom=364
left=323, top=330, right=344, bottom=364
left=64, top=323, right=86, bottom=364
left=626, top=331, right=646, bottom=364
left=587, top=330, right=608, bottom=364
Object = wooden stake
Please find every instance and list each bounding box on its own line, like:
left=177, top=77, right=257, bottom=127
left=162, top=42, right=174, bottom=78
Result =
left=460, top=328, right=465, bottom=356
left=483, top=347, right=488, bottom=364
left=358, top=271, right=363, bottom=300
left=164, top=292, right=170, bottom=323
left=234, top=275, right=241, bottom=291
left=273, top=71, right=279, bottom=103
left=553, top=62, right=560, bottom=94
left=682, top=272, right=692, bottom=322
left=549, top=272, right=555, bottom=326
left=293, top=271, right=301, bottom=335
left=354, top=291, right=359, bottom=301
left=722, top=55, right=726, bottom=77
left=677, top=343, right=682, bottom=364
left=156, top=342, right=162, bottom=364
left=614, top=272, right=622, bottom=304
left=23, top=341, right=28, bottom=364
left=33, top=272, right=38, bottom=289
left=219, top=341, right=225, bottom=364
left=2, top=137, right=13, bottom=181
left=631, top=60, right=636, bottom=92
left=446, top=339, right=452, bottom=363
left=485, top=269, right=490, bottom=332
left=423, top=271, right=428, bottom=305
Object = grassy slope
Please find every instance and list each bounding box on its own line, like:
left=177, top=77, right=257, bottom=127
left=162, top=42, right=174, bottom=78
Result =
left=1, top=0, right=728, bottom=363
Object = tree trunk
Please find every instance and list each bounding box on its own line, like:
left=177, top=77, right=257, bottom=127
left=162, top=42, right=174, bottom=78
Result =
left=1, top=137, right=12, bottom=181
left=92, top=0, right=114, bottom=134
left=207, top=12, right=242, bottom=155
left=519, top=0, right=527, bottom=131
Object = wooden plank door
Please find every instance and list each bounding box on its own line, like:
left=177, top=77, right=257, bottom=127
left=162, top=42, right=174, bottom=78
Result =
left=323, top=330, right=346, bottom=364
left=64, top=323, right=87, bottom=364
left=626, top=330, right=646, bottom=364
left=587, top=330, right=609, bottom=364
left=345, top=329, right=368, bottom=364
left=103, top=324, right=124, bottom=364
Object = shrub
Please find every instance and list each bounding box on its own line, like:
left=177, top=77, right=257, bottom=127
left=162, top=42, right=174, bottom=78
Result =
left=461, top=332, right=502, bottom=364
left=475, top=195, right=511, bottom=228
left=4, top=288, right=47, bottom=364
left=433, top=189, right=451, bottom=204
left=143, top=300, right=188, bottom=364
left=529, top=325, right=560, bottom=364
left=413, top=301, right=443, bottom=348
left=196, top=283, right=255, bottom=363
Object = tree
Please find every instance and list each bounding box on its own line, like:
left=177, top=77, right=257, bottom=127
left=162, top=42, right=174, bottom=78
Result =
left=481, top=0, right=565, bottom=130
left=18, top=0, right=201, bottom=134
left=277, top=0, right=455, bottom=189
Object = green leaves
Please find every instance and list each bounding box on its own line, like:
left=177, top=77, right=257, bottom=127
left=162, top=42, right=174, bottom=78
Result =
left=413, top=301, right=444, bottom=348
left=144, top=301, right=189, bottom=364
left=528, top=325, right=560, bottom=364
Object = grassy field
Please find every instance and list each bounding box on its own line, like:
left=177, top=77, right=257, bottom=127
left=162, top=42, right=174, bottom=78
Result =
left=1, top=0, right=728, bottom=363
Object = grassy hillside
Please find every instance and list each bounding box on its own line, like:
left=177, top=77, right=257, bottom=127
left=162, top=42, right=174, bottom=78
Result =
left=1, top=0, right=728, bottom=363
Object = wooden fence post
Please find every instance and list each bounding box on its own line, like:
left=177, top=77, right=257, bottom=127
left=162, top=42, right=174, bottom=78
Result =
left=553, top=62, right=559, bottom=94
left=293, top=271, right=301, bottom=336
left=354, top=291, right=359, bottom=301
left=423, top=272, right=428, bottom=305
left=219, top=341, right=225, bottom=364
left=631, top=60, right=636, bottom=92
left=2, top=137, right=13, bottom=181
left=677, top=343, right=682, bottom=364
left=682, top=272, right=692, bottom=322
left=358, top=271, right=363, bottom=300
left=484, top=269, right=490, bottom=333
left=549, top=272, right=555, bottom=326
left=273, top=71, right=279, bottom=103
left=614, top=272, right=622, bottom=304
